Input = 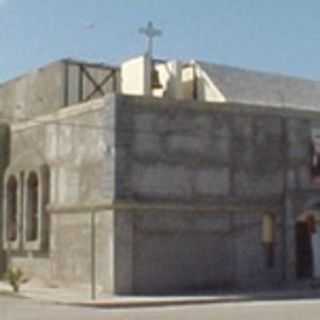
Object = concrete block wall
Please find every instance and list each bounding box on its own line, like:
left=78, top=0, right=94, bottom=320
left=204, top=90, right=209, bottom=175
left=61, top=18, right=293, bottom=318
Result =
left=286, top=118, right=311, bottom=190
left=4, top=97, right=116, bottom=283
left=3, top=93, right=320, bottom=292
left=132, top=211, right=234, bottom=294
left=0, top=61, right=65, bottom=120
left=232, top=115, right=285, bottom=197
left=114, top=96, right=286, bottom=202
left=50, top=210, right=114, bottom=290
left=113, top=95, right=319, bottom=202
left=113, top=209, right=284, bottom=294
left=9, top=97, right=114, bottom=204
left=110, top=95, right=320, bottom=292
left=0, top=60, right=119, bottom=122
left=232, top=211, right=283, bottom=288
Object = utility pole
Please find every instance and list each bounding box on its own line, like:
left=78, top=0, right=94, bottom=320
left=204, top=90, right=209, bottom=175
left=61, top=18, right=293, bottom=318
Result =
left=91, top=210, right=97, bottom=300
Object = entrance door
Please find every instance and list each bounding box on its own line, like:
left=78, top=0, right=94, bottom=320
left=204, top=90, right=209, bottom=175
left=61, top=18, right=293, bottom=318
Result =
left=296, top=221, right=313, bottom=278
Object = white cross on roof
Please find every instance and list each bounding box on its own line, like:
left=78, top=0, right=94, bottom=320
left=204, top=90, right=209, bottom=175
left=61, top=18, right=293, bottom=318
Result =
left=139, top=21, right=162, bottom=57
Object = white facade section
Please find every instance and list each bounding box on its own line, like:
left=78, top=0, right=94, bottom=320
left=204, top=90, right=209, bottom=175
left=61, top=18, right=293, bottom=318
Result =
left=121, top=55, right=152, bottom=96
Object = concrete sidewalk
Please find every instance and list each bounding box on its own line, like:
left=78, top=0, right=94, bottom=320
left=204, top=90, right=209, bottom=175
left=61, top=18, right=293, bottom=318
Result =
left=2, top=280, right=320, bottom=308
left=0, top=280, right=243, bottom=306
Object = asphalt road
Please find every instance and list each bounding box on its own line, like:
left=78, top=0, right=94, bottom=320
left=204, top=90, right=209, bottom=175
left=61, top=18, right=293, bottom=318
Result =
left=2, top=295, right=320, bottom=320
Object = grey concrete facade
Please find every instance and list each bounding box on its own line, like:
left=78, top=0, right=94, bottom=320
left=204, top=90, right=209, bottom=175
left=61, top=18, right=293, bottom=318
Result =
left=1, top=92, right=320, bottom=295
left=0, top=59, right=119, bottom=121
left=110, top=95, right=319, bottom=293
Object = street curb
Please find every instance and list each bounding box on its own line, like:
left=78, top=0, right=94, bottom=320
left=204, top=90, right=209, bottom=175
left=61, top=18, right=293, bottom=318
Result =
left=73, top=298, right=247, bottom=309
left=72, top=293, right=320, bottom=309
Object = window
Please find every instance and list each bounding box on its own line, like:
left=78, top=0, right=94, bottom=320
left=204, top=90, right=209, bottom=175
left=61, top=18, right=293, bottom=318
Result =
left=262, top=214, right=275, bottom=268
left=3, top=165, right=49, bottom=251
left=6, top=175, right=18, bottom=242
left=26, top=172, right=39, bottom=242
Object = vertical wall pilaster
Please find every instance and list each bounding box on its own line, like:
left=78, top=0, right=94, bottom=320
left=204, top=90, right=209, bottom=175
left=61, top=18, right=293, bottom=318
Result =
left=114, top=210, right=133, bottom=294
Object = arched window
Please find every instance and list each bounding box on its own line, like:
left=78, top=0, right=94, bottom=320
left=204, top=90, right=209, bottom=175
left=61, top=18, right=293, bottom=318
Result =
left=26, top=172, right=39, bottom=241
left=6, top=175, right=18, bottom=242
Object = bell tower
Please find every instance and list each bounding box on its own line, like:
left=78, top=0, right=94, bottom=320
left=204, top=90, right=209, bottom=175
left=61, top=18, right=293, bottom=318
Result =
left=120, top=22, right=162, bottom=96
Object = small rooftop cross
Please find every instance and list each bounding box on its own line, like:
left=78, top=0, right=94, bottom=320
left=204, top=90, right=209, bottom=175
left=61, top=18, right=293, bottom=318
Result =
left=139, top=21, right=162, bottom=57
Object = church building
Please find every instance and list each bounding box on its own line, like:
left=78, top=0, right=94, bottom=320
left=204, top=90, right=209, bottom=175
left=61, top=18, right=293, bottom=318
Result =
left=1, top=44, right=320, bottom=294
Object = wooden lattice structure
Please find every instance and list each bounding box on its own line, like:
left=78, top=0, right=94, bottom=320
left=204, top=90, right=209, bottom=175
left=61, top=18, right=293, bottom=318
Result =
left=63, top=59, right=119, bottom=107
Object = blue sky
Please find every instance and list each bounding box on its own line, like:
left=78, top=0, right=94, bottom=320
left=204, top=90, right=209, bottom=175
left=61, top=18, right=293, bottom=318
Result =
left=0, top=0, right=320, bottom=81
